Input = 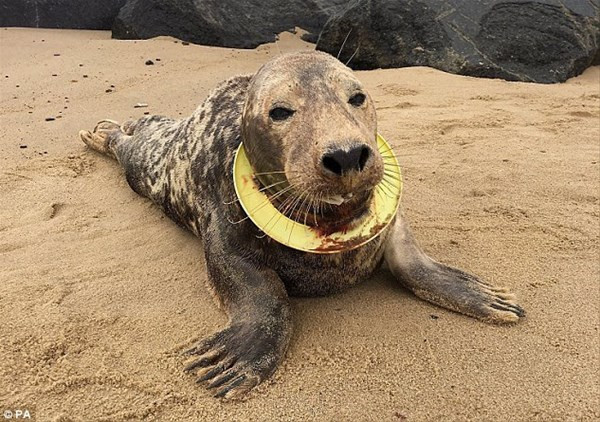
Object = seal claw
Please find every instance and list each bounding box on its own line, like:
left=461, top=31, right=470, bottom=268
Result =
left=184, top=320, right=288, bottom=399
left=214, top=374, right=249, bottom=399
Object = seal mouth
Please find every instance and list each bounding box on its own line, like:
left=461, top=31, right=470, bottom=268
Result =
left=266, top=188, right=370, bottom=230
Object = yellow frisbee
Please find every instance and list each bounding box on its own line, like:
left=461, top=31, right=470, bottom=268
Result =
left=233, top=134, right=402, bottom=253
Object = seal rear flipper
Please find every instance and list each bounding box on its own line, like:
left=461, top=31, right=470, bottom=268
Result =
left=78, top=119, right=125, bottom=159
left=384, top=215, right=525, bottom=324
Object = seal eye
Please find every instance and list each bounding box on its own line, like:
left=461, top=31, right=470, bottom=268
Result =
left=349, top=93, right=366, bottom=107
left=269, top=107, right=295, bottom=121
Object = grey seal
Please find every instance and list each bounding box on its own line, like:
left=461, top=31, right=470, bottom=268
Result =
left=79, top=50, right=524, bottom=399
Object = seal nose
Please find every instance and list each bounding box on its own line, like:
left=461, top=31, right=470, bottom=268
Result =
left=322, top=145, right=370, bottom=176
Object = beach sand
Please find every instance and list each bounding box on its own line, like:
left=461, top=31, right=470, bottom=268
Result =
left=0, top=28, right=598, bottom=421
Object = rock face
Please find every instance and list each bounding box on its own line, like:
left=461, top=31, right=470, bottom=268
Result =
left=3, top=0, right=597, bottom=83
left=0, top=0, right=126, bottom=30
left=317, top=0, right=600, bottom=83
left=112, top=0, right=343, bottom=49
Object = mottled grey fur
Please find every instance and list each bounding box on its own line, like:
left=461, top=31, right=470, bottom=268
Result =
left=79, top=51, right=524, bottom=399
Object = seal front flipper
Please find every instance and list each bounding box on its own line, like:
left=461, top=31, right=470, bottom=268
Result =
left=184, top=222, right=292, bottom=399
left=384, top=215, right=525, bottom=323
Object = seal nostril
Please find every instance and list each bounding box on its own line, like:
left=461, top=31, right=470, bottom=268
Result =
left=322, top=145, right=371, bottom=176
left=322, top=155, right=342, bottom=175
left=358, top=146, right=370, bottom=171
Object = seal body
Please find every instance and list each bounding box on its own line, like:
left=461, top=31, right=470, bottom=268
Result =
left=80, top=51, right=524, bottom=399
left=108, top=74, right=387, bottom=297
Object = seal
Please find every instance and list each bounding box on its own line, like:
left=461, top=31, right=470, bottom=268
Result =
left=79, top=51, right=524, bottom=399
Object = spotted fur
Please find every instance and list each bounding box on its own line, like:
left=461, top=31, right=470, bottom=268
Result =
left=79, top=51, right=524, bottom=399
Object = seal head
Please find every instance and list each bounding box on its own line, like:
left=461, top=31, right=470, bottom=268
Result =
left=241, top=51, right=384, bottom=231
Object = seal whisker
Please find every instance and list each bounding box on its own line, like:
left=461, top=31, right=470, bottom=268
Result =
left=275, top=188, right=305, bottom=237
left=223, top=179, right=288, bottom=205
left=287, top=189, right=308, bottom=223
left=287, top=191, right=309, bottom=244
left=300, top=195, right=310, bottom=226
left=227, top=184, right=295, bottom=225
left=285, top=188, right=309, bottom=231
left=302, top=193, right=316, bottom=226
left=281, top=191, right=302, bottom=231
left=345, top=44, right=360, bottom=67
left=280, top=185, right=305, bottom=219
left=307, top=194, right=317, bottom=225
left=253, top=170, right=287, bottom=176
left=269, top=195, right=297, bottom=230
left=258, top=185, right=302, bottom=235
left=227, top=215, right=251, bottom=225
left=337, top=28, right=353, bottom=59
left=313, top=193, right=321, bottom=226
left=314, top=24, right=326, bottom=51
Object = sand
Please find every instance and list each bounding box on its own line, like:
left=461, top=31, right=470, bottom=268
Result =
left=0, top=28, right=598, bottom=421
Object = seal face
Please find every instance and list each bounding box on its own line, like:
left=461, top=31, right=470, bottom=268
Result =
left=79, top=50, right=524, bottom=400
left=233, top=133, right=402, bottom=253
left=241, top=52, right=385, bottom=233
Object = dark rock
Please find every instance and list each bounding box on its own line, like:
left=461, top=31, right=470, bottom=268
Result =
left=0, top=0, right=127, bottom=30
left=301, top=0, right=351, bottom=42
left=319, top=0, right=451, bottom=69
left=112, top=0, right=345, bottom=49
left=19, top=145, right=27, bottom=149
left=45, top=117, right=55, bottom=121
left=317, top=0, right=600, bottom=83
left=470, top=2, right=600, bottom=82
left=145, top=59, right=154, bottom=65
